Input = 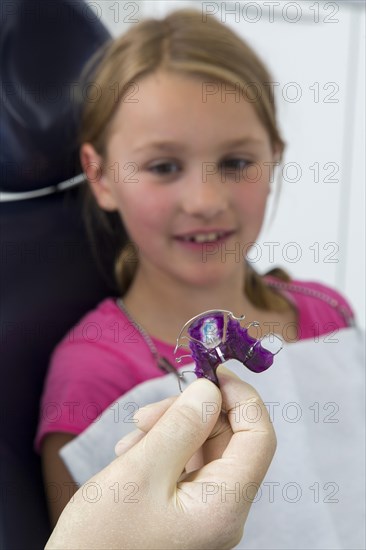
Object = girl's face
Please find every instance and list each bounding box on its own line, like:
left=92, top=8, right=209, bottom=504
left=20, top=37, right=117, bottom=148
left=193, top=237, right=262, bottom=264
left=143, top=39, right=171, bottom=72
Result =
left=82, top=71, right=280, bottom=288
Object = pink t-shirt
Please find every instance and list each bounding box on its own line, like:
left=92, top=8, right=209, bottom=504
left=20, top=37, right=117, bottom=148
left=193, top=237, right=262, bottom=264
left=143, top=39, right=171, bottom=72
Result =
left=34, top=278, right=355, bottom=452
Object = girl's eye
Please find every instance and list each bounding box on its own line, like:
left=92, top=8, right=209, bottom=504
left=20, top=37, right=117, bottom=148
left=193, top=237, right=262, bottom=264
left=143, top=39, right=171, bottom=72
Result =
left=149, top=162, right=181, bottom=175
left=221, top=158, right=251, bottom=172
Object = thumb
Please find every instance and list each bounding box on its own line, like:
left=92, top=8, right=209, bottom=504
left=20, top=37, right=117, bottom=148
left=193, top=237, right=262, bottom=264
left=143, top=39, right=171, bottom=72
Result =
left=135, top=377, right=222, bottom=495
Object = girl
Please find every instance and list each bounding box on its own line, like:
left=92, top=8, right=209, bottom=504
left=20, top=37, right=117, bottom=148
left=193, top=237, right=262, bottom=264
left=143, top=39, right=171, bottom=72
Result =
left=35, top=8, right=354, bottom=525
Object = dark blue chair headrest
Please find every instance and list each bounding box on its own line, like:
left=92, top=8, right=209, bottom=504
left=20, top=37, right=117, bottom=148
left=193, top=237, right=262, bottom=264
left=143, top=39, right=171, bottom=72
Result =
left=0, top=2, right=114, bottom=548
left=0, top=0, right=111, bottom=192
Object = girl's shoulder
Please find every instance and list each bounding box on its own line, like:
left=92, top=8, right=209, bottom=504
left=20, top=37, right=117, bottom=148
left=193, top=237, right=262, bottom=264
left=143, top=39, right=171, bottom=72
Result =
left=45, top=296, right=155, bottom=390
left=35, top=297, right=160, bottom=452
left=45, top=294, right=142, bottom=380
left=263, top=274, right=356, bottom=338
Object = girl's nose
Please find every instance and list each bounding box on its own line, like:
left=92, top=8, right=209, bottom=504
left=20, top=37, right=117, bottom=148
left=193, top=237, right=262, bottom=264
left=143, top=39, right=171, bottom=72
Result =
left=180, top=169, right=229, bottom=219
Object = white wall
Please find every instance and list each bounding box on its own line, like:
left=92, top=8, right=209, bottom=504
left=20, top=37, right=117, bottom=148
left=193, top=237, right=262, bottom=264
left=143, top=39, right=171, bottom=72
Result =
left=98, top=0, right=365, bottom=328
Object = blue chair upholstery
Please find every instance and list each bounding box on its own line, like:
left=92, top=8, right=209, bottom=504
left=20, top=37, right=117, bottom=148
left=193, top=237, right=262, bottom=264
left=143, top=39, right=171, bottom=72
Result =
left=0, top=2, right=119, bottom=547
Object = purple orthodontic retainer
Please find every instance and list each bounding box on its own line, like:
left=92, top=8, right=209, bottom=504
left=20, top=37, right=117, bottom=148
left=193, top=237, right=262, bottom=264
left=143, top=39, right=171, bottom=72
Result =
left=174, top=309, right=283, bottom=390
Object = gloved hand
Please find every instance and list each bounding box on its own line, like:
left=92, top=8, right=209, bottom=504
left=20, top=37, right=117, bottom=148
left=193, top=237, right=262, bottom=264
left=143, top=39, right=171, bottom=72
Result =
left=46, top=366, right=276, bottom=549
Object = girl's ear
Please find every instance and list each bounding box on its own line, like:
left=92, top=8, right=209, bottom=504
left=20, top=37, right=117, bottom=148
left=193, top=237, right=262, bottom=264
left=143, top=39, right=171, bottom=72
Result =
left=80, top=143, right=118, bottom=212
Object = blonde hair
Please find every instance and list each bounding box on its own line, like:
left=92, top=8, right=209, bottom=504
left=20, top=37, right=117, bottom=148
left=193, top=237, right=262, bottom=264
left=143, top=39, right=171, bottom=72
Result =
left=78, top=8, right=291, bottom=311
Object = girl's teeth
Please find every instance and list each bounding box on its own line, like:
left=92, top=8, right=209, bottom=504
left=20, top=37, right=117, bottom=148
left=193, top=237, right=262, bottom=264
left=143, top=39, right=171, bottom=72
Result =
left=185, top=232, right=224, bottom=243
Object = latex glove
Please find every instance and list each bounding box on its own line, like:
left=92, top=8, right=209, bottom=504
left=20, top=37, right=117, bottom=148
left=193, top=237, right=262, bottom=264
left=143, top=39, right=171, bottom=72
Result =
left=46, top=366, right=276, bottom=549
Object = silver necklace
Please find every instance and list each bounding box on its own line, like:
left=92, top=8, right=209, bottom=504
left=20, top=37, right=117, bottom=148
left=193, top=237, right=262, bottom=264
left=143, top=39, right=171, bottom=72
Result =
left=116, top=297, right=183, bottom=380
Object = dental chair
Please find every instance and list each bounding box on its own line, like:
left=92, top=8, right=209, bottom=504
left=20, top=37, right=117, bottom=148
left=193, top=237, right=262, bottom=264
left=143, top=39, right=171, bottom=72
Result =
left=0, top=2, right=120, bottom=547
